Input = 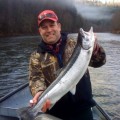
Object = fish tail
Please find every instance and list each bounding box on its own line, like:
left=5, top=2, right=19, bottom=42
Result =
left=18, top=106, right=35, bottom=120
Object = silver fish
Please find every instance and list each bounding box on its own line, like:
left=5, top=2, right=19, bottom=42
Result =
left=18, top=27, right=95, bottom=120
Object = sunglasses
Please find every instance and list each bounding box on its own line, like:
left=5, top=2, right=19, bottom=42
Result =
left=38, top=13, right=57, bottom=22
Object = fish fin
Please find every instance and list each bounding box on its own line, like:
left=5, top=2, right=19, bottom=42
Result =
left=70, top=87, right=76, bottom=95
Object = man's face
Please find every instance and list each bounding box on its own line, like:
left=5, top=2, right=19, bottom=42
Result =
left=39, top=20, right=61, bottom=44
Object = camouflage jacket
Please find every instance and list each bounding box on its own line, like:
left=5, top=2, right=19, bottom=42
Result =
left=29, top=33, right=106, bottom=96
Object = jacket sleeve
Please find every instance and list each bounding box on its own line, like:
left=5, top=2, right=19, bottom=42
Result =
left=89, top=40, right=106, bottom=68
left=29, top=51, right=46, bottom=96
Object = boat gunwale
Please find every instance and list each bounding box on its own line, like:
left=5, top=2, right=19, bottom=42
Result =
left=0, top=82, right=29, bottom=103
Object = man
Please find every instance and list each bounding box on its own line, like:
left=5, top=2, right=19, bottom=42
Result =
left=29, top=10, right=106, bottom=120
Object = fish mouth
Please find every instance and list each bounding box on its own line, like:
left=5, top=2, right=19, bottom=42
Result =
left=79, top=27, right=93, bottom=50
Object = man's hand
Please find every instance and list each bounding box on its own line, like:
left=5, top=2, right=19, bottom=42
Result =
left=41, top=99, right=51, bottom=112
left=29, top=91, right=42, bottom=107
left=29, top=91, right=51, bottom=112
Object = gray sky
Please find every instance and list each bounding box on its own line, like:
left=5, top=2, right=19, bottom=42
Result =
left=75, top=3, right=114, bottom=20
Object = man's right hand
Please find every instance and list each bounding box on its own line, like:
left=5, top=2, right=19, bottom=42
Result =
left=29, top=91, right=51, bottom=112
left=29, top=91, right=42, bottom=107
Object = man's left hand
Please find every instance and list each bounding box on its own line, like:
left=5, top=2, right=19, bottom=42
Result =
left=41, top=99, right=51, bottom=112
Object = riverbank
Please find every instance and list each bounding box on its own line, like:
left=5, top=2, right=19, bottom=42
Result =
left=0, top=33, right=39, bottom=38
left=0, top=31, right=120, bottom=38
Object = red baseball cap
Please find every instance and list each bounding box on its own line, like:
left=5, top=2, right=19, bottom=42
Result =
left=38, top=10, right=58, bottom=27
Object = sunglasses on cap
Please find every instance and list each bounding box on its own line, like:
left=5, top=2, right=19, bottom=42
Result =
left=38, top=13, right=58, bottom=26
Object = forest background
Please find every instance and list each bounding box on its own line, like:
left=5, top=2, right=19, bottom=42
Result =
left=0, top=0, right=120, bottom=37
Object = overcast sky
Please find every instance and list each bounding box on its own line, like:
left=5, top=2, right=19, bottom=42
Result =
left=75, top=3, right=114, bottom=20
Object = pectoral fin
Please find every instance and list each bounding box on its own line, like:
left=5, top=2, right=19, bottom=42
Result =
left=70, top=87, right=76, bottom=95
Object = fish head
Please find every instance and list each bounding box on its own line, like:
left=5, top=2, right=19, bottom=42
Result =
left=79, top=27, right=95, bottom=50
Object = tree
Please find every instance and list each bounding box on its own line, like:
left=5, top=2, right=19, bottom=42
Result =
left=111, top=11, right=120, bottom=33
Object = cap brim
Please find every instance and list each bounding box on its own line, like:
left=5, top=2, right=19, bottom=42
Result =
left=39, top=17, right=57, bottom=26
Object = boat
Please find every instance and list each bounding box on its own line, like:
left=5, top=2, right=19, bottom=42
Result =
left=0, top=82, right=112, bottom=120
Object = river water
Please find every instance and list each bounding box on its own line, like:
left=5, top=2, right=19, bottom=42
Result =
left=0, top=33, right=120, bottom=119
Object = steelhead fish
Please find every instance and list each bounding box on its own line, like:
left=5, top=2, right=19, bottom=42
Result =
left=18, top=27, right=95, bottom=120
